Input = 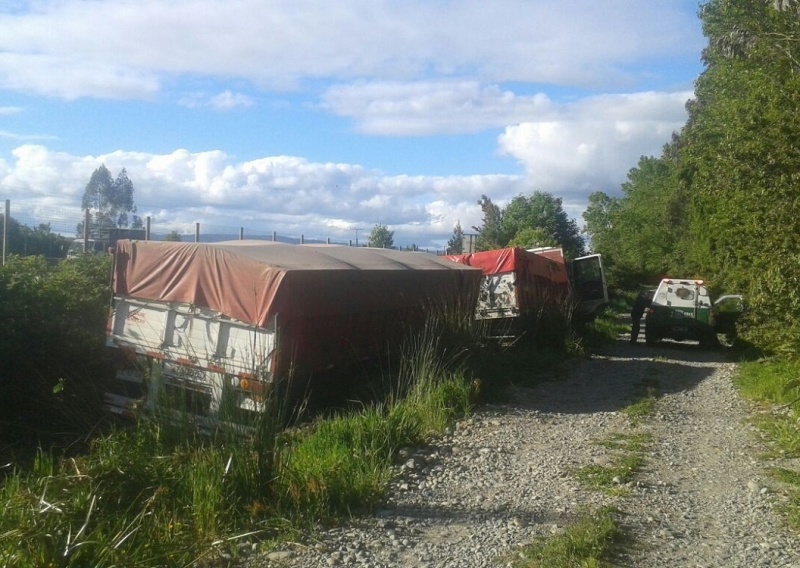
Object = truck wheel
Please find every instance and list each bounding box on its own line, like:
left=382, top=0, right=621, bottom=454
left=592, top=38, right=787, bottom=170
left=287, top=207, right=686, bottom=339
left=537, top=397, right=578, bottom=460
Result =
left=645, top=329, right=657, bottom=345
left=699, top=332, right=720, bottom=348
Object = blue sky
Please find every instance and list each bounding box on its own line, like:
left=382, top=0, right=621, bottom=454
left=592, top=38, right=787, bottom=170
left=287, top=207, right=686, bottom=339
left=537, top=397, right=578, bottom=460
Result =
left=0, top=0, right=705, bottom=248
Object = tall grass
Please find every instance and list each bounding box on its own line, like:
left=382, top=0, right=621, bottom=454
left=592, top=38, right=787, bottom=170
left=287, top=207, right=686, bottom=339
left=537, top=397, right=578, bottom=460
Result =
left=274, top=317, right=475, bottom=524
left=0, top=313, right=478, bottom=566
left=736, top=359, right=800, bottom=411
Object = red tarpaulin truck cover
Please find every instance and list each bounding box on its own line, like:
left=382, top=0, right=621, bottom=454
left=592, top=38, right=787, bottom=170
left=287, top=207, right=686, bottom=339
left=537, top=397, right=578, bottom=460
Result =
left=444, top=247, right=570, bottom=318
left=445, top=247, right=566, bottom=282
left=112, top=240, right=483, bottom=377
left=113, top=240, right=483, bottom=329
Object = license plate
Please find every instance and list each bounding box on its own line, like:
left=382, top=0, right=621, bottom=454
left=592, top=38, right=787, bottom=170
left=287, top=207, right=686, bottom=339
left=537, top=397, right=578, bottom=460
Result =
left=673, top=326, right=688, bottom=334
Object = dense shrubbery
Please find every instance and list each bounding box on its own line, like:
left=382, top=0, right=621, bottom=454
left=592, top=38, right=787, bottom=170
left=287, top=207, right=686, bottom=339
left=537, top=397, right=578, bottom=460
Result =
left=0, top=255, right=112, bottom=446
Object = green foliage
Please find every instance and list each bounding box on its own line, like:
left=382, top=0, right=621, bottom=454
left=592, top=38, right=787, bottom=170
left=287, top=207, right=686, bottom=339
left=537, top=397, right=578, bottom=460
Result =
left=580, top=304, right=629, bottom=349
left=507, top=226, right=553, bottom=250
left=582, top=146, right=687, bottom=288
left=0, top=419, right=283, bottom=568
left=164, top=230, right=183, bottom=242
left=502, top=192, right=585, bottom=259
left=581, top=0, right=800, bottom=351
left=368, top=223, right=394, bottom=248
left=767, top=467, right=800, bottom=531
left=473, top=194, right=506, bottom=251
left=583, top=197, right=627, bottom=293
left=0, top=255, right=112, bottom=439
left=735, top=358, right=800, bottom=508
left=275, top=407, right=394, bottom=520
left=573, top=432, right=650, bottom=495
left=684, top=0, right=800, bottom=351
left=0, top=216, right=71, bottom=258
left=620, top=378, right=660, bottom=424
left=511, top=507, right=623, bottom=568
left=473, top=191, right=585, bottom=258
left=735, top=359, right=800, bottom=413
left=0, top=309, right=478, bottom=566
left=446, top=220, right=464, bottom=254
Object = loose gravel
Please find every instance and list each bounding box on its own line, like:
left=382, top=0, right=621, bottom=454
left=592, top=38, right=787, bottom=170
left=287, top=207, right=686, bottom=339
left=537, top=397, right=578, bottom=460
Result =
left=242, top=334, right=800, bottom=568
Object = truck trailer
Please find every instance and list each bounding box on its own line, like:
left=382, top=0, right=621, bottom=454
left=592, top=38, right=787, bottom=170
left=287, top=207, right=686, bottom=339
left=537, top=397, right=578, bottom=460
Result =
left=104, top=240, right=482, bottom=426
left=444, top=247, right=608, bottom=320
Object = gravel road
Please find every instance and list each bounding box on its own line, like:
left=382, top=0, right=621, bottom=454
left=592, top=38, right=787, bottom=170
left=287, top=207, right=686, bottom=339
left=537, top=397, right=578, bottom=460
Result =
left=243, top=332, right=800, bottom=568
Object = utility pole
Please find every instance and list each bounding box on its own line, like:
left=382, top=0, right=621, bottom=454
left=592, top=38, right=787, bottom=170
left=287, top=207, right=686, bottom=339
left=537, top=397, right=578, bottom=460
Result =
left=352, top=227, right=362, bottom=247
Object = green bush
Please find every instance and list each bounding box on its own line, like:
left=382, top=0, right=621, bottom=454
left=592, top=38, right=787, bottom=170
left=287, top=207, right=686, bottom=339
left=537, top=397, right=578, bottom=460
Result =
left=0, top=255, right=113, bottom=445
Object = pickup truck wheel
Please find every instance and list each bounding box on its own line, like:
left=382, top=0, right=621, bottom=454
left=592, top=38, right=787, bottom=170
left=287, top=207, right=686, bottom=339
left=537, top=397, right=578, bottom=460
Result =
left=699, top=332, right=720, bottom=348
left=645, top=329, right=657, bottom=345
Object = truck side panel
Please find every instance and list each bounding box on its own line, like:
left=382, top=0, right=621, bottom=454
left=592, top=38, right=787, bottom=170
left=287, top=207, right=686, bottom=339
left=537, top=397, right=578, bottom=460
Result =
left=106, top=297, right=277, bottom=420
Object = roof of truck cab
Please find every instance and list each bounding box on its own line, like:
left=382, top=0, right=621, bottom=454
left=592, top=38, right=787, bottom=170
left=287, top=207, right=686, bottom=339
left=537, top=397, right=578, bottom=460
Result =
left=112, top=240, right=481, bottom=328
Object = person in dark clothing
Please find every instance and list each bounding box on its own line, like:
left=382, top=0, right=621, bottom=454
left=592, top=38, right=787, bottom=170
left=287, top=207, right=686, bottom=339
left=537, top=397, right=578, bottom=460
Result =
left=630, top=292, right=652, bottom=344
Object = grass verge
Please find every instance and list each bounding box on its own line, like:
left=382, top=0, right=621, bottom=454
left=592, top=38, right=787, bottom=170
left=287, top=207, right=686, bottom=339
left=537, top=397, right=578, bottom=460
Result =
left=735, top=358, right=800, bottom=530
left=767, top=467, right=800, bottom=531
left=509, top=506, right=624, bottom=568
left=0, top=343, right=475, bottom=567
left=572, top=433, right=651, bottom=496
left=620, top=378, right=660, bottom=425
left=580, top=302, right=631, bottom=350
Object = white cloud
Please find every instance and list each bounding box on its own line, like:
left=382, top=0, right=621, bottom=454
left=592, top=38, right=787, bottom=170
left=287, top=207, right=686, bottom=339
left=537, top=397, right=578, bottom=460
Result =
left=178, top=90, right=255, bottom=110
left=0, top=86, right=692, bottom=246
left=0, top=53, right=160, bottom=100
left=0, top=144, right=522, bottom=247
left=497, top=91, right=691, bottom=196
left=0, top=1, right=701, bottom=99
left=321, top=81, right=554, bottom=136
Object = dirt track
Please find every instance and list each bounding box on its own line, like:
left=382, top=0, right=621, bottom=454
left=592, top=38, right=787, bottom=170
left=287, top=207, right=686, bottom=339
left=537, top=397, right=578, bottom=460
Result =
left=248, top=333, right=800, bottom=567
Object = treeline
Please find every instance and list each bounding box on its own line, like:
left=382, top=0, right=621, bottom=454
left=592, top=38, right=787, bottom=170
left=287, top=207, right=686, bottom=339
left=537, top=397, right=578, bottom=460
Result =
left=582, top=0, right=800, bottom=353
left=0, top=217, right=71, bottom=258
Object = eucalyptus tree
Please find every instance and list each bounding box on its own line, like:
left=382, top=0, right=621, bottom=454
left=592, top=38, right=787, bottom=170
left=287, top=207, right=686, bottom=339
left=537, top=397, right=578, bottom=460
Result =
left=79, top=165, right=143, bottom=236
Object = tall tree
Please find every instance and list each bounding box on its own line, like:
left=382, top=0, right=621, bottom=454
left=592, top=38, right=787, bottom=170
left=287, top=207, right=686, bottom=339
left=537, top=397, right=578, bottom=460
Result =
left=615, top=152, right=685, bottom=280
left=501, top=192, right=585, bottom=259
left=368, top=224, right=394, bottom=248
left=79, top=165, right=142, bottom=236
left=507, top=227, right=554, bottom=250
left=581, top=191, right=620, bottom=256
left=473, top=195, right=505, bottom=251
left=446, top=221, right=465, bottom=254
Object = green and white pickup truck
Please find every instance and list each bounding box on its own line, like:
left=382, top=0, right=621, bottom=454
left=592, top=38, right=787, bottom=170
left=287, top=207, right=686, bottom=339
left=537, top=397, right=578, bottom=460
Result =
left=645, top=279, right=743, bottom=347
